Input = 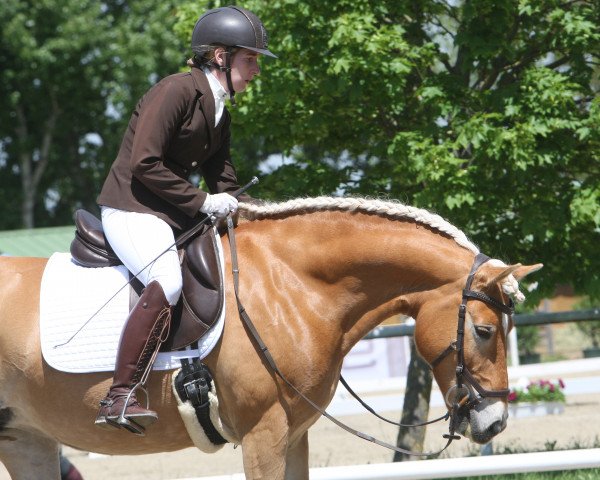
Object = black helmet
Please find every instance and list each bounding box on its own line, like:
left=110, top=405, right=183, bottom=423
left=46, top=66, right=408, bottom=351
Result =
left=191, top=6, right=277, bottom=58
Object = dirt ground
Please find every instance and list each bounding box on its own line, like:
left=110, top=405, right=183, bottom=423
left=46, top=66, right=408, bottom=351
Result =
left=1, top=392, right=597, bottom=480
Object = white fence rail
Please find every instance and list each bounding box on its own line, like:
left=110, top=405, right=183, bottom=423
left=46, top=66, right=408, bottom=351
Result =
left=182, top=448, right=600, bottom=480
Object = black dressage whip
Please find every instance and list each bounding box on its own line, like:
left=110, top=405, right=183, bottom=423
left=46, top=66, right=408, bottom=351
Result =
left=53, top=176, right=259, bottom=349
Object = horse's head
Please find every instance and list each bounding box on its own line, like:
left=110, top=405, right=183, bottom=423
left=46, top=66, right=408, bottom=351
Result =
left=415, top=255, right=542, bottom=444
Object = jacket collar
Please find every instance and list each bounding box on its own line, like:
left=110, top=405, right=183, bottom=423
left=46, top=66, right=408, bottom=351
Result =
left=190, top=66, right=216, bottom=144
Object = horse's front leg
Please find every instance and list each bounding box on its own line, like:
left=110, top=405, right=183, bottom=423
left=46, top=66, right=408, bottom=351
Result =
left=285, top=431, right=308, bottom=480
left=240, top=408, right=289, bottom=480
left=0, top=428, right=60, bottom=480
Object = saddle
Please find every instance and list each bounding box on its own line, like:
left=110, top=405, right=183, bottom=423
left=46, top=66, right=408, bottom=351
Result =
left=70, top=210, right=224, bottom=351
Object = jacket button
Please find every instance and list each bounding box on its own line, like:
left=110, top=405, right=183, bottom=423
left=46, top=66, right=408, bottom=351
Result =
left=191, top=161, right=198, bottom=167
left=204, top=144, right=209, bottom=150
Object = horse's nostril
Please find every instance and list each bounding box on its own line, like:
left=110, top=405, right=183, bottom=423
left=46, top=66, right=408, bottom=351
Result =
left=487, top=420, right=505, bottom=436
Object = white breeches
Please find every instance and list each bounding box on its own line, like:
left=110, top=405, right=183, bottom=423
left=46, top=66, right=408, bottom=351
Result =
left=101, top=206, right=182, bottom=306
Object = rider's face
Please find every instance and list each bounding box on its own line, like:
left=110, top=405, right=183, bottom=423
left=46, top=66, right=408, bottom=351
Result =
left=229, top=49, right=261, bottom=93
left=214, top=48, right=260, bottom=93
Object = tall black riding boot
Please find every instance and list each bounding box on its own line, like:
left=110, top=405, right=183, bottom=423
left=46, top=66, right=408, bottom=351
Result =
left=95, top=281, right=172, bottom=435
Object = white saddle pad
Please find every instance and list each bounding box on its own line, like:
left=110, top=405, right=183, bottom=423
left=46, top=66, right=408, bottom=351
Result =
left=40, top=242, right=226, bottom=373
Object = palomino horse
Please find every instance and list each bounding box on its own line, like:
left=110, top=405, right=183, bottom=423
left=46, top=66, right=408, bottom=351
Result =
left=0, top=197, right=541, bottom=479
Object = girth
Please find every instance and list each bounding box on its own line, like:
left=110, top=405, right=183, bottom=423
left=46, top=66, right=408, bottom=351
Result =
left=69, top=209, right=224, bottom=351
left=173, top=357, right=227, bottom=445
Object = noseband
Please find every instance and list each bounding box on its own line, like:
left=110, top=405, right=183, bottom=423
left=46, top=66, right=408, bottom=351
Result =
left=431, top=253, right=513, bottom=411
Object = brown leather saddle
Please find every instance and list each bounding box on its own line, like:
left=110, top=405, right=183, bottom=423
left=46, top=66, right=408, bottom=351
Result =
left=69, top=209, right=224, bottom=351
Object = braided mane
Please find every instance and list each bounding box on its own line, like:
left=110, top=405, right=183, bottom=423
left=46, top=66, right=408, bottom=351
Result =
left=240, top=196, right=479, bottom=254
left=239, top=196, right=526, bottom=303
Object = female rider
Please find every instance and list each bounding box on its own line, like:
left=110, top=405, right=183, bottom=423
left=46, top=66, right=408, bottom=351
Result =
left=94, top=6, right=276, bottom=435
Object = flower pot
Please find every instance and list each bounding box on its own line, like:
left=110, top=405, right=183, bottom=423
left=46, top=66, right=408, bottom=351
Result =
left=508, top=401, right=565, bottom=419
left=518, top=353, right=541, bottom=364
left=583, top=347, right=600, bottom=358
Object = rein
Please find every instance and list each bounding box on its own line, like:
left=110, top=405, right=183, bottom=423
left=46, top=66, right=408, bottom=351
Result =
left=339, top=375, right=450, bottom=428
left=227, top=215, right=514, bottom=457
left=227, top=215, right=463, bottom=457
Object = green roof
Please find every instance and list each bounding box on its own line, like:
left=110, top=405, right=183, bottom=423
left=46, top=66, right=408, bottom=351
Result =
left=0, top=225, right=75, bottom=257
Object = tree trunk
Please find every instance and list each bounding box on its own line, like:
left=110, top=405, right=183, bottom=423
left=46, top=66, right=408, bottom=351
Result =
left=16, top=95, right=59, bottom=228
left=393, top=336, right=433, bottom=461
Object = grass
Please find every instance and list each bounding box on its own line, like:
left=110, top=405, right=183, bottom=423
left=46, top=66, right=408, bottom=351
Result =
left=443, top=471, right=600, bottom=480
left=439, top=439, right=600, bottom=480
left=470, top=439, right=600, bottom=456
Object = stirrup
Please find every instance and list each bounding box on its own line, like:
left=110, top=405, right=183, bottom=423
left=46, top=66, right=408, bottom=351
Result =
left=115, top=383, right=152, bottom=436
left=95, top=384, right=155, bottom=435
left=117, top=415, right=145, bottom=436
left=95, top=412, right=123, bottom=431
left=95, top=398, right=125, bottom=432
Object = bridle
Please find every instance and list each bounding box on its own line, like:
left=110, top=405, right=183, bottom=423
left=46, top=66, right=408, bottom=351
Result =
left=227, top=218, right=513, bottom=456
left=339, top=252, right=515, bottom=451
left=431, top=253, right=513, bottom=416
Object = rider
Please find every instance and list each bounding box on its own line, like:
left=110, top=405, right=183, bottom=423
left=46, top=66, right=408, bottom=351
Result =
left=94, top=6, right=276, bottom=434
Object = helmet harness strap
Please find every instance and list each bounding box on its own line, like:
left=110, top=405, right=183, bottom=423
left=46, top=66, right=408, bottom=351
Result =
left=192, top=48, right=237, bottom=107
left=203, top=47, right=236, bottom=107
left=209, top=47, right=236, bottom=107
left=223, top=47, right=236, bottom=107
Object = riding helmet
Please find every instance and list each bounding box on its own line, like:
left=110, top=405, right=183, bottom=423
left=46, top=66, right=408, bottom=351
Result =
left=191, top=6, right=277, bottom=58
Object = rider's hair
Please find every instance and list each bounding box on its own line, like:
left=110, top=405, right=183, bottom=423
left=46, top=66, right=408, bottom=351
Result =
left=186, top=45, right=240, bottom=69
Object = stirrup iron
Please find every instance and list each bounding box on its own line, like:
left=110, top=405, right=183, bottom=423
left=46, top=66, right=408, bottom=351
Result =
left=115, top=383, right=151, bottom=436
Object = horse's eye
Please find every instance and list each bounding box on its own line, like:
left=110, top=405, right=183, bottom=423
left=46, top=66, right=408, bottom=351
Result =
left=475, top=325, right=494, bottom=339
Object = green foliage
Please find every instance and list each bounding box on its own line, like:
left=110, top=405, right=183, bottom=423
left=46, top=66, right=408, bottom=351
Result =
left=1, top=1, right=598, bottom=305
left=174, top=0, right=599, bottom=304
left=0, top=0, right=183, bottom=227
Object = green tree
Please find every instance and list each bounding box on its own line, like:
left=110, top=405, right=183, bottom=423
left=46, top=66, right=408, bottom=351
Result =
left=0, top=0, right=183, bottom=228
left=2, top=1, right=598, bottom=303
left=176, top=0, right=600, bottom=303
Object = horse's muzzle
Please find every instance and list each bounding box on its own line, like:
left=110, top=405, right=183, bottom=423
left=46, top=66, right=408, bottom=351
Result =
left=466, top=399, right=508, bottom=444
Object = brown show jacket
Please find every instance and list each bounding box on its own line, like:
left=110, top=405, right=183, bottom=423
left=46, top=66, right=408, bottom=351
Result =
left=97, top=67, right=243, bottom=231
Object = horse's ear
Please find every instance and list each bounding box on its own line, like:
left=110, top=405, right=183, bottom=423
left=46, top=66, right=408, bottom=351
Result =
left=485, top=263, right=543, bottom=287
left=511, top=263, right=543, bottom=281
left=485, top=264, right=522, bottom=287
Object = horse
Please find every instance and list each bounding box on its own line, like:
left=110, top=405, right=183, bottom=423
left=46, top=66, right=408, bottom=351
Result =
left=0, top=196, right=541, bottom=479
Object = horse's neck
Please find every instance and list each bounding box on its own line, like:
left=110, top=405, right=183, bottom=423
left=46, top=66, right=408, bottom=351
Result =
left=245, top=210, right=473, bottom=355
